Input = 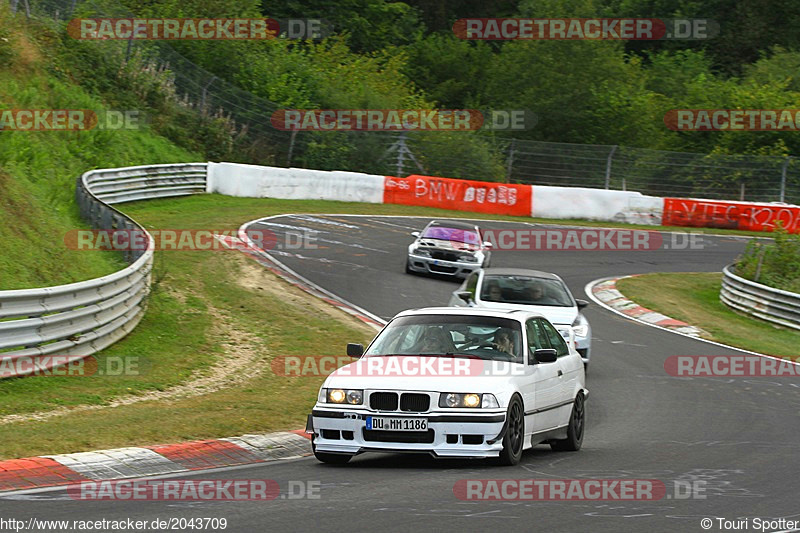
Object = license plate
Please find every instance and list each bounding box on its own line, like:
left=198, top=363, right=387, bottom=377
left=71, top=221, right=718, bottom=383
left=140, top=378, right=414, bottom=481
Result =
left=366, top=416, right=428, bottom=432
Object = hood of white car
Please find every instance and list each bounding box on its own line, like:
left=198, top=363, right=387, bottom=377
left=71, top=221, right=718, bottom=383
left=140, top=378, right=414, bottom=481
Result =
left=476, top=301, right=577, bottom=325
left=323, top=356, right=525, bottom=393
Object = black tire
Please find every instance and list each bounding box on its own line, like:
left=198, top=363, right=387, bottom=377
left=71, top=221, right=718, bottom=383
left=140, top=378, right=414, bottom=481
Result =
left=497, top=395, right=524, bottom=465
left=405, top=258, right=413, bottom=274
left=312, top=439, right=352, bottom=464
left=550, top=394, right=585, bottom=452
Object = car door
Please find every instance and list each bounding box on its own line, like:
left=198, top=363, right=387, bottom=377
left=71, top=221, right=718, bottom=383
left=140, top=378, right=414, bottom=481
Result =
left=525, top=318, right=565, bottom=431
left=538, top=318, right=576, bottom=426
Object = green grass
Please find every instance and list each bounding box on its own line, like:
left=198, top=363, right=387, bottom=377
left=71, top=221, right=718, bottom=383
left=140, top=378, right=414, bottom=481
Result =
left=617, top=273, right=799, bottom=359
left=0, top=11, right=200, bottom=289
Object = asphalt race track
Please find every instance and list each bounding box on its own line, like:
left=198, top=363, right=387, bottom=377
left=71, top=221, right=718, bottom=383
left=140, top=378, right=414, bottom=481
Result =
left=2, top=215, right=798, bottom=533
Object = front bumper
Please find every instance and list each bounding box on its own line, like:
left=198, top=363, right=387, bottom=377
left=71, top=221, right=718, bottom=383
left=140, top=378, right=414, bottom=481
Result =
left=576, top=336, right=590, bottom=363
left=407, top=253, right=480, bottom=278
left=309, top=407, right=507, bottom=458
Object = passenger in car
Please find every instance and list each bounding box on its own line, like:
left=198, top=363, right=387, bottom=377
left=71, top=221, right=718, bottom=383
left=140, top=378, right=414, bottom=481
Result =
left=484, top=281, right=503, bottom=302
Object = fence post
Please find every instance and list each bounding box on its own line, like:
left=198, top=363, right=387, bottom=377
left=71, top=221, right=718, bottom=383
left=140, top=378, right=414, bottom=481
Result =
left=604, top=145, right=617, bottom=189
left=200, top=76, right=217, bottom=115
left=505, top=139, right=515, bottom=183
left=287, top=129, right=298, bottom=167
left=780, top=156, right=791, bottom=203
left=396, top=132, right=406, bottom=176
left=124, top=35, right=133, bottom=63
left=740, top=182, right=745, bottom=201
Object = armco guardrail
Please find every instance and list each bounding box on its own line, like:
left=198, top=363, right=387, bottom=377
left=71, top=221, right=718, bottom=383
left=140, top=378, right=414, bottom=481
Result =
left=0, top=163, right=207, bottom=378
left=720, top=264, right=800, bottom=331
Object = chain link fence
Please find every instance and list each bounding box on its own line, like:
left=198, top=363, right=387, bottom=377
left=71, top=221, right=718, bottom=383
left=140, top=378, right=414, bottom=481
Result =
left=8, top=0, right=800, bottom=204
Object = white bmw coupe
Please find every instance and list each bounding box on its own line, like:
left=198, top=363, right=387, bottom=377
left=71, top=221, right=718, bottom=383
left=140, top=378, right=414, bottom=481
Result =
left=307, top=307, right=587, bottom=466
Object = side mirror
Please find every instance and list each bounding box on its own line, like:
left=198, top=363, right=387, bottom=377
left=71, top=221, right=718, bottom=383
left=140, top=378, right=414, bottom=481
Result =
left=346, top=343, right=364, bottom=357
left=411, top=231, right=420, bottom=238
left=575, top=299, right=589, bottom=309
left=533, top=348, right=557, bottom=363
left=483, top=241, right=493, bottom=248
left=455, top=291, right=474, bottom=304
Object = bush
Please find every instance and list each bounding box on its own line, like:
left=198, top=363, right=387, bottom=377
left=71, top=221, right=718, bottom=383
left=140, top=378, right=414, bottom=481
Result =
left=734, top=222, right=800, bottom=293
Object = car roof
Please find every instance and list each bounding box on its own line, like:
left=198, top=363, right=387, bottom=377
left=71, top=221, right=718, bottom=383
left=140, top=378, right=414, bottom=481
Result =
left=425, top=220, right=479, bottom=230
left=480, top=268, right=562, bottom=280
left=394, top=306, right=545, bottom=321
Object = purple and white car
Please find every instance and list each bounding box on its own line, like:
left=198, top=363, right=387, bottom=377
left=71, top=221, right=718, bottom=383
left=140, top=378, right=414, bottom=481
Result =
left=406, top=220, right=492, bottom=279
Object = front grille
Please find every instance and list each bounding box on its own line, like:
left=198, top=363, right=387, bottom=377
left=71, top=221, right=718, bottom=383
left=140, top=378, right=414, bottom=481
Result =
left=431, top=250, right=460, bottom=262
left=400, top=393, right=430, bottom=412
left=370, top=392, right=399, bottom=411
left=363, top=429, right=435, bottom=444
left=430, top=264, right=458, bottom=273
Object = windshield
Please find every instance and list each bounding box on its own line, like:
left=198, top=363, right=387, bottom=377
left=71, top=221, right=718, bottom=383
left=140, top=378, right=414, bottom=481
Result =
left=421, top=226, right=480, bottom=245
left=365, top=315, right=523, bottom=363
left=480, top=275, right=574, bottom=307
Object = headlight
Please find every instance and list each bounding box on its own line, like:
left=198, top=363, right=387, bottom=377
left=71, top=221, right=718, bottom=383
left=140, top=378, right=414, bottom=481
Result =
left=323, top=388, right=363, bottom=405
left=572, top=314, right=589, bottom=338
left=459, top=254, right=479, bottom=263
left=439, top=393, right=498, bottom=408
left=412, top=247, right=431, bottom=257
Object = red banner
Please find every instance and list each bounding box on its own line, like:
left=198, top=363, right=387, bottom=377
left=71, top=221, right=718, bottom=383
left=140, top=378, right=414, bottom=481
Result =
left=383, top=175, right=532, bottom=217
left=663, top=198, right=800, bottom=233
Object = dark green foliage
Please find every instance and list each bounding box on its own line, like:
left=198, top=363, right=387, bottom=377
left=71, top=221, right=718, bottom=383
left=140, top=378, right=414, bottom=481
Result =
left=735, top=223, right=800, bottom=292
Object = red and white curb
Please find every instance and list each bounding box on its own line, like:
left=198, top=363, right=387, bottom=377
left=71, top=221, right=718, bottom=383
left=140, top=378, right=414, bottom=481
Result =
left=589, top=276, right=707, bottom=337
left=0, top=431, right=311, bottom=493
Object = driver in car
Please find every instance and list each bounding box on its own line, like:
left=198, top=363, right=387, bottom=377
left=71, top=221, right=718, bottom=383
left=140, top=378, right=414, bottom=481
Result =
left=493, top=329, right=515, bottom=356
left=523, top=283, right=559, bottom=305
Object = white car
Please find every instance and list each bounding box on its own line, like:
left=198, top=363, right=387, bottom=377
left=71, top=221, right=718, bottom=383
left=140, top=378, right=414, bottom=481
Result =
left=449, top=268, right=592, bottom=367
left=406, top=220, right=492, bottom=279
left=307, top=307, right=587, bottom=466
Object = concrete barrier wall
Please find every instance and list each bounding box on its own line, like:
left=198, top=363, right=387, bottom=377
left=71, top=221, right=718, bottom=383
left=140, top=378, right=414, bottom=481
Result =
left=531, top=186, right=663, bottom=225
left=207, top=162, right=384, bottom=204
left=207, top=162, right=800, bottom=232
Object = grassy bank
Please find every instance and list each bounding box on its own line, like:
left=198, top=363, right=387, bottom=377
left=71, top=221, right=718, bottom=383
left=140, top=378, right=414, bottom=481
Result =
left=616, top=273, right=798, bottom=358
